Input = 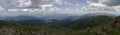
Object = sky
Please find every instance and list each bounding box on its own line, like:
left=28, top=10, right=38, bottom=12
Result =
left=0, top=0, right=120, bottom=16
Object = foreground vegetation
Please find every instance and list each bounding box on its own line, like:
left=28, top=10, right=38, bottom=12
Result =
left=0, top=16, right=120, bottom=35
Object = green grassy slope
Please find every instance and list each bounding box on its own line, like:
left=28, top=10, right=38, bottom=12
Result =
left=68, top=15, right=113, bottom=29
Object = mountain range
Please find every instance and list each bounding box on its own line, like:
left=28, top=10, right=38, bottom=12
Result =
left=0, top=13, right=116, bottom=29
left=0, top=13, right=120, bottom=35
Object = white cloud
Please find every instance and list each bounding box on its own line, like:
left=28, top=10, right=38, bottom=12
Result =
left=18, top=0, right=31, bottom=7
left=89, top=0, right=120, bottom=6
left=113, top=6, right=120, bottom=12
left=87, top=0, right=106, bottom=7
left=0, top=6, right=5, bottom=12
left=81, top=6, right=117, bottom=12
left=90, top=2, right=106, bottom=6
left=0, top=0, right=120, bottom=16
left=39, top=4, right=53, bottom=11
left=80, top=0, right=120, bottom=15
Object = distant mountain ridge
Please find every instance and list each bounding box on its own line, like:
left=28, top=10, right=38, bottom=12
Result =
left=0, top=13, right=116, bottom=26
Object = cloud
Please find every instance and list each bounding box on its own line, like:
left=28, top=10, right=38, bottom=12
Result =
left=87, top=0, right=120, bottom=13
left=88, top=0, right=120, bottom=6
left=0, top=0, right=17, bottom=3
left=113, top=6, right=120, bottom=12
left=0, top=0, right=81, bottom=12
left=83, top=0, right=120, bottom=16
left=0, top=0, right=19, bottom=8
left=0, top=0, right=120, bottom=16
left=81, top=6, right=117, bottom=12
left=18, top=0, right=31, bottom=7
left=102, top=0, right=120, bottom=6
left=0, top=6, right=5, bottom=12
